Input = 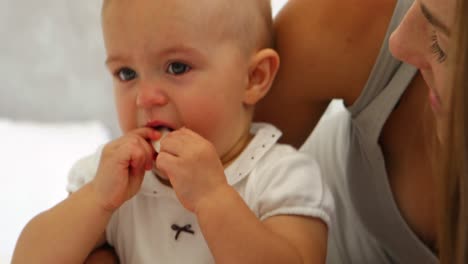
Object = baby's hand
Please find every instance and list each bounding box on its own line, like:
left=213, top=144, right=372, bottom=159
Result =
left=91, top=127, right=160, bottom=212
left=155, top=128, right=228, bottom=212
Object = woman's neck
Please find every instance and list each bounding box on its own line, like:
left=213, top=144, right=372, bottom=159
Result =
left=380, top=72, right=439, bottom=253
left=380, top=73, right=434, bottom=164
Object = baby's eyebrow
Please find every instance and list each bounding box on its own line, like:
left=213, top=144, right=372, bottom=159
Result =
left=105, top=45, right=205, bottom=66
left=420, top=3, right=451, bottom=37
left=105, top=55, right=128, bottom=65
left=158, top=45, right=205, bottom=58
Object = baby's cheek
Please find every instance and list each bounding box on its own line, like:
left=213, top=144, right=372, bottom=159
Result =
left=189, top=109, right=223, bottom=136
left=117, top=117, right=133, bottom=134
left=115, top=98, right=138, bottom=133
left=187, top=107, right=226, bottom=143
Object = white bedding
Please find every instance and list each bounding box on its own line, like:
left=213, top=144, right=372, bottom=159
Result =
left=0, top=119, right=111, bottom=263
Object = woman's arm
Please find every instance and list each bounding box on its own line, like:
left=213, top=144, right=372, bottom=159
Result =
left=255, top=0, right=396, bottom=147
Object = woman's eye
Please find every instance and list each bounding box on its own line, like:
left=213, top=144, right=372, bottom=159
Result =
left=167, top=62, right=191, bottom=75
left=430, top=31, right=447, bottom=63
left=117, top=68, right=137, bottom=81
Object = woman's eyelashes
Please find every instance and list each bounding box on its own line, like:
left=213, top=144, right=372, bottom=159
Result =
left=430, top=31, right=447, bottom=63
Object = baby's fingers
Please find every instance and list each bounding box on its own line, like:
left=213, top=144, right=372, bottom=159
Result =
left=155, top=151, right=179, bottom=180
left=131, top=127, right=161, bottom=141
left=128, top=142, right=152, bottom=173
left=159, top=128, right=198, bottom=156
left=137, top=136, right=156, bottom=171
left=127, top=127, right=159, bottom=170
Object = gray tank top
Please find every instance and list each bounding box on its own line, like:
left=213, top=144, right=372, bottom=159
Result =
left=346, top=0, right=438, bottom=262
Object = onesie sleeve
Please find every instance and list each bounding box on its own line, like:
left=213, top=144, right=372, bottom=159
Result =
left=252, top=148, right=334, bottom=228
left=66, top=146, right=103, bottom=193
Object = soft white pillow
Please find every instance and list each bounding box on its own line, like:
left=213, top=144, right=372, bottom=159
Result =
left=0, top=119, right=111, bottom=263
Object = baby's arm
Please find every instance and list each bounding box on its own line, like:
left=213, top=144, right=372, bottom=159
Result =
left=156, top=128, right=328, bottom=263
left=12, top=128, right=159, bottom=263
left=196, top=187, right=327, bottom=263
left=12, top=183, right=112, bottom=263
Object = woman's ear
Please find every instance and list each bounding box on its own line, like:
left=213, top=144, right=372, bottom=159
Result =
left=243, top=48, right=280, bottom=105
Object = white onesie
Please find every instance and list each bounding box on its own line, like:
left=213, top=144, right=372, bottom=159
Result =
left=67, top=123, right=333, bottom=263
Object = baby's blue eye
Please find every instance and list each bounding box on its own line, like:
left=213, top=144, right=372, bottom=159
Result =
left=167, top=62, right=191, bottom=75
left=117, top=68, right=137, bottom=81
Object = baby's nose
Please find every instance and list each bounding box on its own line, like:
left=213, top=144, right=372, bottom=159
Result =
left=136, top=81, right=169, bottom=108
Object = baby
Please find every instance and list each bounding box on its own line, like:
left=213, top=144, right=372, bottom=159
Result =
left=13, top=0, right=333, bottom=263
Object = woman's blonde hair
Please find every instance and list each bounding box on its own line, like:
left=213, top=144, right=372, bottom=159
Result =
left=438, top=0, right=468, bottom=262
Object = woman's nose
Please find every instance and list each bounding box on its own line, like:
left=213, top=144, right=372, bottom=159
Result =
left=389, top=3, right=430, bottom=70
left=136, top=80, right=169, bottom=108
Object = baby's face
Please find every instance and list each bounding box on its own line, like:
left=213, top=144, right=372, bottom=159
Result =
left=102, top=0, right=253, bottom=159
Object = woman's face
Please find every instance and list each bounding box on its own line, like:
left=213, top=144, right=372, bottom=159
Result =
left=390, top=0, right=456, bottom=139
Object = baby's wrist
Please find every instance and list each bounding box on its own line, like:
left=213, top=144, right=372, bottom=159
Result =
left=86, top=182, right=118, bottom=214
left=194, top=184, right=238, bottom=217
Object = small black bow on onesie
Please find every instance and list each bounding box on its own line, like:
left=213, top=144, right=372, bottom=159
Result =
left=171, top=224, right=195, bottom=240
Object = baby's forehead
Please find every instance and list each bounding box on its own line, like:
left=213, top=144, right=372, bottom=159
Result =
left=104, top=0, right=264, bottom=26
left=103, top=0, right=270, bottom=51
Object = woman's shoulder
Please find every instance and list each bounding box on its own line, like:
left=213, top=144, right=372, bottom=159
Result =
left=273, top=0, right=397, bottom=104
left=255, top=0, right=400, bottom=147
left=278, top=0, right=397, bottom=45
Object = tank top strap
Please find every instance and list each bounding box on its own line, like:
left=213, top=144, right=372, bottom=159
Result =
left=348, top=0, right=415, bottom=118
left=352, top=63, right=417, bottom=142
left=345, top=0, right=438, bottom=261
left=347, top=64, right=437, bottom=263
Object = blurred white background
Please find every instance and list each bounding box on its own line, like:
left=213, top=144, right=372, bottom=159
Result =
left=0, top=0, right=289, bottom=262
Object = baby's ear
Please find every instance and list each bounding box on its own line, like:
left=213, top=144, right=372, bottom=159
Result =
left=243, top=48, right=280, bottom=105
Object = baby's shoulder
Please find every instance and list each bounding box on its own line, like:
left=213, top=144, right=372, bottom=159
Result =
left=251, top=143, right=321, bottom=188
left=244, top=143, right=333, bottom=224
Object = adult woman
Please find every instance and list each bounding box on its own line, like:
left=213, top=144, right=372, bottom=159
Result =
left=391, top=0, right=468, bottom=262
left=256, top=0, right=464, bottom=262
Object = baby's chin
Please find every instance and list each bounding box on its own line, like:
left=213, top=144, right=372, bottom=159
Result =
left=152, top=166, right=172, bottom=188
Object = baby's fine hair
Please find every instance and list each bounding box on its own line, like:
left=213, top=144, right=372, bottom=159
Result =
left=102, top=0, right=274, bottom=54
left=216, top=0, right=274, bottom=52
